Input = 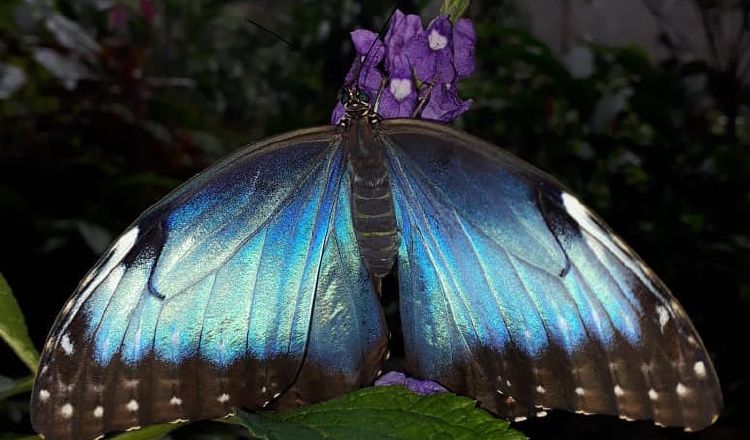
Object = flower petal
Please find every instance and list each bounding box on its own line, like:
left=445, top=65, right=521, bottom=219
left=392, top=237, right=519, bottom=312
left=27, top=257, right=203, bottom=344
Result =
left=427, top=16, right=452, bottom=51
left=452, top=18, right=476, bottom=80
left=379, top=83, right=416, bottom=118
left=351, top=29, right=385, bottom=66
left=374, top=371, right=407, bottom=387
left=404, top=15, right=455, bottom=83
left=405, top=377, right=448, bottom=396
left=421, top=82, right=472, bottom=122
left=330, top=102, right=345, bottom=124
left=375, top=371, right=447, bottom=396
left=384, top=10, right=423, bottom=72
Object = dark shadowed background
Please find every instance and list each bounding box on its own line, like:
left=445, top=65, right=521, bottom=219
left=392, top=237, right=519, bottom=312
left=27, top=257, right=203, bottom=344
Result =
left=1, top=0, right=748, bottom=439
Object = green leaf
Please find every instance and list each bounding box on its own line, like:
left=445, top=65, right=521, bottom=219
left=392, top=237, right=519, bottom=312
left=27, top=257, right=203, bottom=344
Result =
left=236, top=386, right=525, bottom=440
left=0, top=374, right=34, bottom=401
left=441, top=0, right=471, bottom=22
left=0, top=273, right=40, bottom=373
left=109, top=423, right=180, bottom=440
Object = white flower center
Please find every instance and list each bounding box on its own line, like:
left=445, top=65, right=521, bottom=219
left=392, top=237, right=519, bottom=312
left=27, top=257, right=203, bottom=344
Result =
left=428, top=29, right=448, bottom=50
left=390, top=78, right=412, bottom=101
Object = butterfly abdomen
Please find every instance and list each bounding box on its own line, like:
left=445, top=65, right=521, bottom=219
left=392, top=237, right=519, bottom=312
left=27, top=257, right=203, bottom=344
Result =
left=345, top=119, right=398, bottom=278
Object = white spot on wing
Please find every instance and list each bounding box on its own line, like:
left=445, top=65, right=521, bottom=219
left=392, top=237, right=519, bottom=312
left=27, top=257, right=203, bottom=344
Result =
left=273, top=392, right=281, bottom=399
left=536, top=385, right=546, bottom=394
left=537, top=411, right=548, bottom=417
left=648, top=389, right=659, bottom=401
left=93, top=406, right=104, bottom=418
left=614, top=385, right=625, bottom=397
left=656, top=305, right=670, bottom=332
left=126, top=399, right=139, bottom=412
left=39, top=389, right=50, bottom=402
left=217, top=393, right=230, bottom=403
left=575, top=387, right=585, bottom=396
left=513, top=416, right=527, bottom=422
left=694, top=361, right=707, bottom=378
left=61, top=403, right=74, bottom=418
left=676, top=383, right=689, bottom=397
left=61, top=333, right=74, bottom=355
left=170, top=396, right=182, bottom=406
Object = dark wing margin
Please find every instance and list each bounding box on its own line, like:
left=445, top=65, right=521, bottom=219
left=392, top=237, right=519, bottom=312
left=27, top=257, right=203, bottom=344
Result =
left=381, top=119, right=722, bottom=431
left=31, top=127, right=387, bottom=440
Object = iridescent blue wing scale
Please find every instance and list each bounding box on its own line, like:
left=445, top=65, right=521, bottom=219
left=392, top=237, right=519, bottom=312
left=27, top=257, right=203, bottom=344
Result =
left=381, top=120, right=722, bottom=431
left=31, top=127, right=387, bottom=440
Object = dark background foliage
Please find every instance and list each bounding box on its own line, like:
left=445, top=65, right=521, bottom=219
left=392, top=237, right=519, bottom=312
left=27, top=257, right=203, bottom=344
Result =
left=1, top=0, right=748, bottom=438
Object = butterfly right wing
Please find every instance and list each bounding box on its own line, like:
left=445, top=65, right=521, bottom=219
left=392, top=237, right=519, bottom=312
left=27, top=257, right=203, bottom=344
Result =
left=382, top=119, right=721, bottom=431
left=31, top=127, right=388, bottom=440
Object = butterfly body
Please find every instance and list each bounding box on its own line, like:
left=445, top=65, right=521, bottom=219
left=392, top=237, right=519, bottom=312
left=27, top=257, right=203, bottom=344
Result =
left=345, top=114, right=399, bottom=278
left=31, top=90, right=722, bottom=440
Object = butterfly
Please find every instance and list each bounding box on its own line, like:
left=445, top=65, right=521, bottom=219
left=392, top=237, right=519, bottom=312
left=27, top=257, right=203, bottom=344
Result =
left=30, top=86, right=722, bottom=439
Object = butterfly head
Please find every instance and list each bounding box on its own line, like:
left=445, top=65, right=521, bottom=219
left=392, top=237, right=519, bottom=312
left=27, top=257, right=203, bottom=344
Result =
left=338, top=87, right=379, bottom=125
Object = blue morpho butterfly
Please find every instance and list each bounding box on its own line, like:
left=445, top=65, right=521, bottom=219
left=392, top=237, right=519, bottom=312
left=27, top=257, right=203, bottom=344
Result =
left=30, top=81, right=722, bottom=438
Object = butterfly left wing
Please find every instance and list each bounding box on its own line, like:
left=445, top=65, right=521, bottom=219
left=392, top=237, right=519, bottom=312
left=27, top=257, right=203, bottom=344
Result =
left=31, top=128, right=387, bottom=440
left=381, top=119, right=722, bottom=431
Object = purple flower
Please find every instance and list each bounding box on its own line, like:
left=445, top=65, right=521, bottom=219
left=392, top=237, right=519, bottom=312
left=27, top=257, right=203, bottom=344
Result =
left=345, top=29, right=384, bottom=92
left=452, top=18, right=476, bottom=80
left=405, top=15, right=455, bottom=83
left=375, top=371, right=448, bottom=396
left=332, top=9, right=476, bottom=124
left=330, top=102, right=345, bottom=124
left=378, top=56, right=416, bottom=118
left=421, top=81, right=473, bottom=122
left=384, top=10, right=422, bottom=73
left=332, top=30, right=384, bottom=123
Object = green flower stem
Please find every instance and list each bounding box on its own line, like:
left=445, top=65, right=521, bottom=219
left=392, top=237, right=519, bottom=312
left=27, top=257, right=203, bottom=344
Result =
left=441, top=0, right=470, bottom=22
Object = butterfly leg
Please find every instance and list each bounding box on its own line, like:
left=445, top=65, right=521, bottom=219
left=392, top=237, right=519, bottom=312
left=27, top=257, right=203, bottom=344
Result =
left=411, top=81, right=434, bottom=118
left=373, top=77, right=388, bottom=114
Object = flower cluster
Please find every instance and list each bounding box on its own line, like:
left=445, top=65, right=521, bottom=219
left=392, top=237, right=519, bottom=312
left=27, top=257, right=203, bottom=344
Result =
left=375, top=371, right=448, bottom=396
left=331, top=10, right=476, bottom=124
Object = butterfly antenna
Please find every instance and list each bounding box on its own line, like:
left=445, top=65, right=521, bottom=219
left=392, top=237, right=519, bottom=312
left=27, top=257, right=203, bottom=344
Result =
left=354, top=6, right=400, bottom=91
left=245, top=18, right=296, bottom=50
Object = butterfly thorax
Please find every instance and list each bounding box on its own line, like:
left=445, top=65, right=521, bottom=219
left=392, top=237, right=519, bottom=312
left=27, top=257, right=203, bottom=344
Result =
left=340, top=88, right=398, bottom=278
